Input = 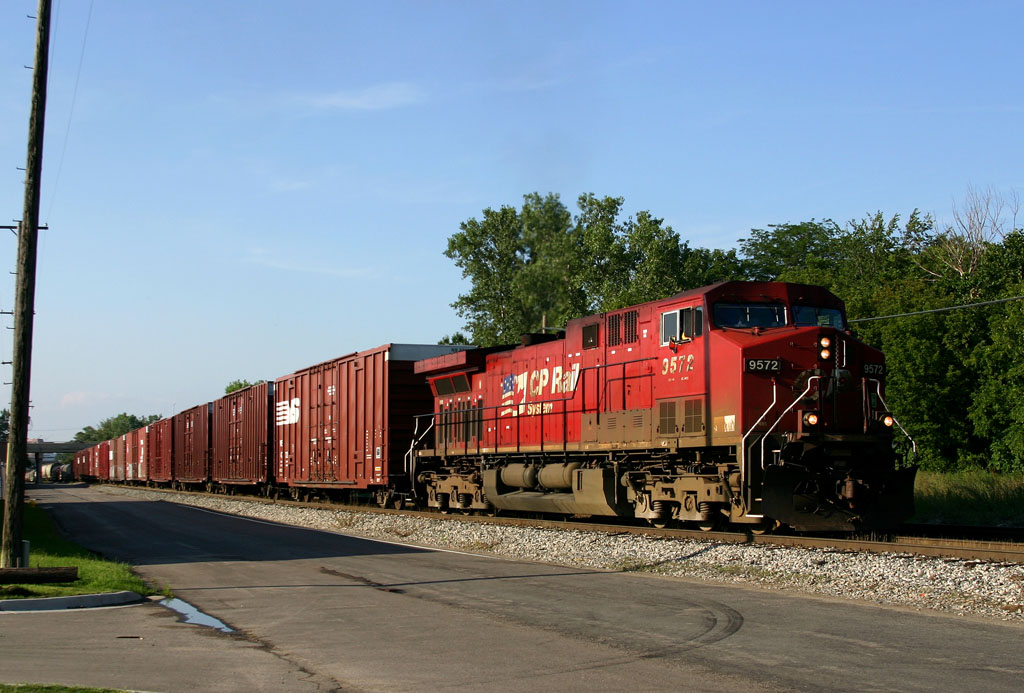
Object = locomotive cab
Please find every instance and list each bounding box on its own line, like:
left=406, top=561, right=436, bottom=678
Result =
left=704, top=283, right=916, bottom=530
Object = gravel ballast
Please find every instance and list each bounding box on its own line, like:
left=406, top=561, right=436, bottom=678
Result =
left=99, top=486, right=1024, bottom=622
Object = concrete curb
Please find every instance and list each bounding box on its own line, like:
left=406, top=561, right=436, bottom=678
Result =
left=0, top=590, right=143, bottom=612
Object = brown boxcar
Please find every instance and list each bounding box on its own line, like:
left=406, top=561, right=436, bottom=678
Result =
left=274, top=344, right=465, bottom=499
left=148, top=418, right=173, bottom=483
left=173, top=403, right=211, bottom=485
left=211, top=381, right=272, bottom=487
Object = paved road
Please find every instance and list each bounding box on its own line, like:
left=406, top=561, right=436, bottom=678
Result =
left=7, top=485, right=1023, bottom=692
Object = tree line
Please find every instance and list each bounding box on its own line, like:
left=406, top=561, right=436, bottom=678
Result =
left=443, top=188, right=1024, bottom=473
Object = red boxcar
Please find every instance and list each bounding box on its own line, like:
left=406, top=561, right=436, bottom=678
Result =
left=148, top=418, right=173, bottom=483
left=111, top=435, right=127, bottom=481
left=173, top=403, right=211, bottom=485
left=91, top=440, right=110, bottom=480
left=211, top=381, right=272, bottom=488
left=72, top=448, right=89, bottom=480
left=274, top=344, right=465, bottom=500
left=127, top=427, right=146, bottom=482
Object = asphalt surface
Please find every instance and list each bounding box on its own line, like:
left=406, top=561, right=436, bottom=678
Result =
left=4, top=484, right=1023, bottom=692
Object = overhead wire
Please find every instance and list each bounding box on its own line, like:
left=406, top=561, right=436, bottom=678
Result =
left=849, top=295, right=1024, bottom=323
left=44, top=0, right=94, bottom=225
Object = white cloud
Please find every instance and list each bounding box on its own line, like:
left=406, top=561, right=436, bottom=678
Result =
left=60, top=392, right=88, bottom=407
left=303, top=82, right=424, bottom=111
left=59, top=391, right=113, bottom=408
left=269, top=179, right=311, bottom=192
left=244, top=248, right=374, bottom=278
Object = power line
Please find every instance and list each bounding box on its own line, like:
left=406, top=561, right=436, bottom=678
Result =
left=850, top=295, right=1024, bottom=324
left=44, top=0, right=93, bottom=224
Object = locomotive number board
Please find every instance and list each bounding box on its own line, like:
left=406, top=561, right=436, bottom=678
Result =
left=744, top=358, right=782, bottom=373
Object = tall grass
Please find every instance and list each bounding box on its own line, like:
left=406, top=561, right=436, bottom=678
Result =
left=913, top=470, right=1024, bottom=526
left=0, top=500, right=153, bottom=600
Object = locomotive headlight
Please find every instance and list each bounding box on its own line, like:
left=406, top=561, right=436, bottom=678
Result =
left=803, top=412, right=819, bottom=426
left=817, top=336, right=832, bottom=361
left=883, top=415, right=895, bottom=427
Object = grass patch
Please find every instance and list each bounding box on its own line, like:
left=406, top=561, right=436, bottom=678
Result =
left=610, top=558, right=650, bottom=572
left=913, top=470, right=1024, bottom=526
left=462, top=539, right=502, bottom=551
left=0, top=499, right=153, bottom=600
left=0, top=686, right=128, bottom=693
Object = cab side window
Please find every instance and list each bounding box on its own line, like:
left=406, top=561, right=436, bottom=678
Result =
left=661, top=306, right=703, bottom=345
left=660, top=311, right=679, bottom=346
left=681, top=306, right=703, bottom=339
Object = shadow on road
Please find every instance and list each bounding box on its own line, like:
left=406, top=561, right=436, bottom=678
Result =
left=37, top=497, right=429, bottom=565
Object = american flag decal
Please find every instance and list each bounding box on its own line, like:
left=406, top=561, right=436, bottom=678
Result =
left=500, top=373, right=517, bottom=417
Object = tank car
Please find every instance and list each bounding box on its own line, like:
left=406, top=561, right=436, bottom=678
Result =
left=411, top=281, right=916, bottom=531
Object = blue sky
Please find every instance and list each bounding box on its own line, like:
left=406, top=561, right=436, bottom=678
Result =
left=1, top=0, right=1021, bottom=440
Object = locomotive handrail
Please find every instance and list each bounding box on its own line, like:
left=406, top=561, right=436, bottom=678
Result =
left=405, top=415, right=436, bottom=499
left=758, top=375, right=821, bottom=469
left=739, top=379, right=778, bottom=517
left=866, top=378, right=916, bottom=454
left=739, top=375, right=820, bottom=520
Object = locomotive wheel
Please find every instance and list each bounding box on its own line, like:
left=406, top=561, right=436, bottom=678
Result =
left=649, top=517, right=673, bottom=529
left=749, top=519, right=780, bottom=535
left=697, top=517, right=720, bottom=532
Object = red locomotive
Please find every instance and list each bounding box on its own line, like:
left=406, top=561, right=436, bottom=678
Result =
left=74, top=281, right=915, bottom=532
left=413, top=281, right=916, bottom=531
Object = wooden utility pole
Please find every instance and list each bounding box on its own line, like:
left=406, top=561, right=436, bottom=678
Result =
left=2, top=0, right=51, bottom=569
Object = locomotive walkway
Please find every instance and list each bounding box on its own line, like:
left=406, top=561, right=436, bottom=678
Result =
left=4, top=484, right=1023, bottom=692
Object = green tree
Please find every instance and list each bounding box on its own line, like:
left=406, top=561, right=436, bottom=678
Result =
left=519, top=192, right=585, bottom=330
left=965, top=230, right=1024, bottom=473
left=225, top=379, right=266, bottom=394
left=679, top=246, right=748, bottom=290
left=0, top=408, right=8, bottom=443
left=573, top=193, right=742, bottom=310
left=438, top=332, right=470, bottom=345
left=445, top=193, right=581, bottom=345
left=74, top=413, right=161, bottom=443
left=447, top=192, right=748, bottom=345
left=738, top=220, right=841, bottom=282
left=574, top=193, right=631, bottom=312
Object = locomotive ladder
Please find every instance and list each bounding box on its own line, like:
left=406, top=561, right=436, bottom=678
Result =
left=739, top=376, right=820, bottom=518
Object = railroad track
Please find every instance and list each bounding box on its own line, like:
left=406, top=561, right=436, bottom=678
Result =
left=93, top=482, right=1024, bottom=565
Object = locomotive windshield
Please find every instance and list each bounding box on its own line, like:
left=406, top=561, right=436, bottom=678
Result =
left=713, top=302, right=786, bottom=329
left=794, top=305, right=846, bottom=330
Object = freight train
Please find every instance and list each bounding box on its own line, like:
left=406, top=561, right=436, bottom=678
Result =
left=73, top=281, right=916, bottom=532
